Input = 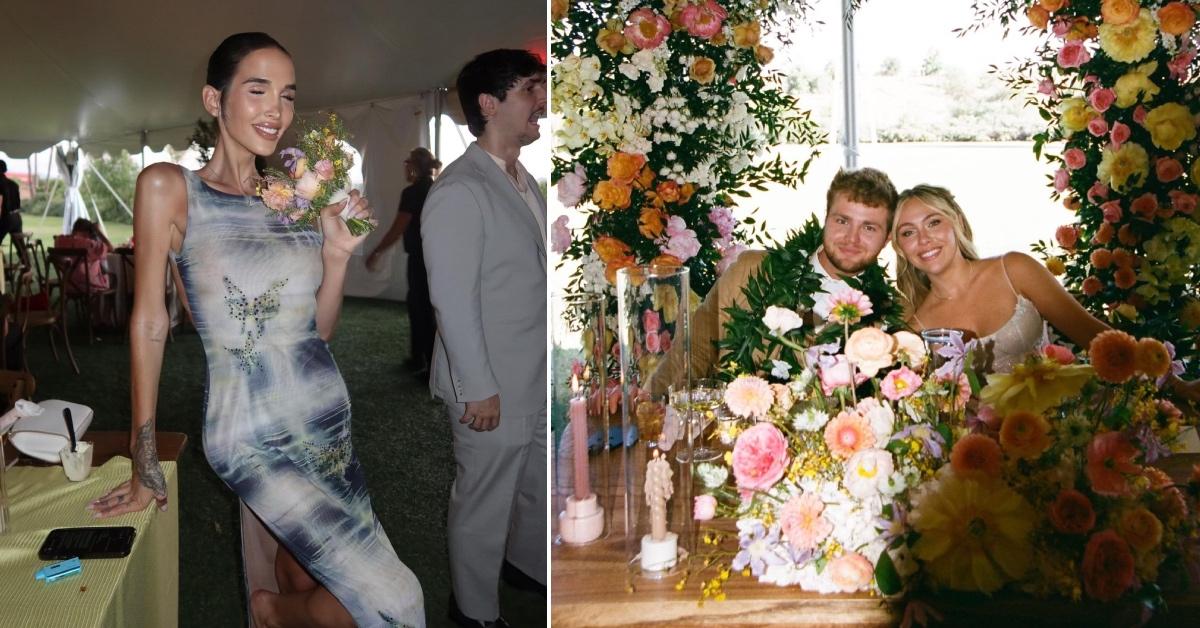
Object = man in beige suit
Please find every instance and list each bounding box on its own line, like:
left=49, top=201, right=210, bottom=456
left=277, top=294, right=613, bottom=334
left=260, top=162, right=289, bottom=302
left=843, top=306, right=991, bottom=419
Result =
left=650, top=168, right=899, bottom=392
left=421, top=50, right=546, bottom=628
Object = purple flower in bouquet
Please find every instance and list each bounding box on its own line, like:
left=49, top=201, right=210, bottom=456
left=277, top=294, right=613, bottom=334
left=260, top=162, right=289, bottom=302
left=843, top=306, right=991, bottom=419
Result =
left=1129, top=423, right=1170, bottom=464
left=279, top=147, right=307, bottom=177
left=804, top=341, right=841, bottom=370
left=893, top=424, right=945, bottom=459
left=731, top=520, right=786, bottom=576
left=1156, top=341, right=1185, bottom=387
left=875, top=502, right=908, bottom=545
left=934, top=335, right=974, bottom=380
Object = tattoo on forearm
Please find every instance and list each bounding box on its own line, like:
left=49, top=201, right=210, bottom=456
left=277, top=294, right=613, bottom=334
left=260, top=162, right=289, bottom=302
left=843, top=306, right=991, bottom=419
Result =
left=133, top=422, right=167, bottom=499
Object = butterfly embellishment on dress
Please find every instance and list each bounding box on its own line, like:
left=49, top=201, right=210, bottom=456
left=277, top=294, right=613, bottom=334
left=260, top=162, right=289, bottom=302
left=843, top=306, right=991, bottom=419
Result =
left=223, top=276, right=288, bottom=373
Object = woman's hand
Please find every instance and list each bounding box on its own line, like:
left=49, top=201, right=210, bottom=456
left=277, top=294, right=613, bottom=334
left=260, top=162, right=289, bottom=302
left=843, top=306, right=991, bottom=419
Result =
left=88, top=472, right=167, bottom=518
left=320, top=190, right=375, bottom=258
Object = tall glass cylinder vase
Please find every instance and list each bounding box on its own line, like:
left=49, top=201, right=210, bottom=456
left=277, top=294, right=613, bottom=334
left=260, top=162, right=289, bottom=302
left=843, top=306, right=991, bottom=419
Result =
left=551, top=293, right=610, bottom=545
left=0, top=434, right=10, bottom=534
left=616, top=265, right=692, bottom=581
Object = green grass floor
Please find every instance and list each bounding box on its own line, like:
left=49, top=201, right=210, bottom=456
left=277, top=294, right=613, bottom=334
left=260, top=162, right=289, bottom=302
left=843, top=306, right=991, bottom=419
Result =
left=26, top=297, right=546, bottom=627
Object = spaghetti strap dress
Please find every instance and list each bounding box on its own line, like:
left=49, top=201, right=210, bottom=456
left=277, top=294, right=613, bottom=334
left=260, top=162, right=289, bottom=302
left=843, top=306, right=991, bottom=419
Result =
left=174, top=167, right=424, bottom=627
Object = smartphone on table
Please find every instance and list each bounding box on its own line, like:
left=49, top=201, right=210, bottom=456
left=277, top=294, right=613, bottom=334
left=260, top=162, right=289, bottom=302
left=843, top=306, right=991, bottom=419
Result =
left=38, top=526, right=136, bottom=560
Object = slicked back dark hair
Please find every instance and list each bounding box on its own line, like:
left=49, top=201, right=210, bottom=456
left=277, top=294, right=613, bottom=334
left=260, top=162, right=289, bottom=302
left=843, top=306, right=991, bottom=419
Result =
left=206, top=32, right=290, bottom=107
left=456, top=49, right=545, bottom=138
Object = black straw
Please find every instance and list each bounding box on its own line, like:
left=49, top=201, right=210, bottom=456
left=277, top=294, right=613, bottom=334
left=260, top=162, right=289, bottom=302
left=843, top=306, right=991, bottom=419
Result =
left=63, top=408, right=77, bottom=453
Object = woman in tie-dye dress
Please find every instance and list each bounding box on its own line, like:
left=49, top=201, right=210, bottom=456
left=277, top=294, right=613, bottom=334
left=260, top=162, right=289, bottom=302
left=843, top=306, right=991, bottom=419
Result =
left=90, top=32, right=424, bottom=628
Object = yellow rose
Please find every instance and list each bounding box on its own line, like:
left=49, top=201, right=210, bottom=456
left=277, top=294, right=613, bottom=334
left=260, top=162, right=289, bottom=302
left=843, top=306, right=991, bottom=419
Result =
left=1101, top=0, right=1140, bottom=25
left=592, top=179, right=632, bottom=211
left=755, top=45, right=774, bottom=65
left=607, top=152, right=647, bottom=185
left=1097, top=142, right=1150, bottom=192
left=732, top=22, right=761, bottom=48
left=1060, top=98, right=1096, bottom=134
left=596, top=26, right=632, bottom=56
left=1115, top=303, right=1139, bottom=320
left=593, top=235, right=632, bottom=263
left=638, top=206, right=666, bottom=238
left=1157, top=2, right=1196, bottom=36
left=1099, top=9, right=1158, bottom=63
left=1119, top=507, right=1163, bottom=552
left=1028, top=5, right=1050, bottom=30
left=1046, top=257, right=1067, bottom=275
left=690, top=57, right=717, bottom=85
left=1143, top=102, right=1197, bottom=151
left=1113, top=61, right=1159, bottom=108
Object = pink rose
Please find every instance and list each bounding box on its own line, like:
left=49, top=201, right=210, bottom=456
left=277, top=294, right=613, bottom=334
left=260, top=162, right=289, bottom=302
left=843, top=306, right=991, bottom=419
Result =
left=694, top=495, right=717, bottom=521
left=1053, top=168, right=1070, bottom=191
left=1064, top=148, right=1087, bottom=170
left=1109, top=121, right=1130, bottom=148
left=551, top=215, right=572, bottom=254
left=976, top=404, right=1001, bottom=430
left=661, top=216, right=701, bottom=261
left=293, top=171, right=322, bottom=201
left=1132, top=106, right=1147, bottom=125
left=642, top=308, right=662, bottom=333
left=1089, top=88, right=1116, bottom=113
left=717, top=243, right=746, bottom=275
left=1168, top=49, right=1197, bottom=80
left=881, top=366, right=923, bottom=400
left=1052, top=18, right=1072, bottom=37
left=1087, top=116, right=1109, bottom=137
left=1156, top=157, right=1184, bottom=183
left=1057, top=40, right=1091, bottom=68
left=708, top=206, right=736, bottom=239
left=1170, top=191, right=1198, bottom=215
left=844, top=327, right=896, bottom=377
left=1087, top=181, right=1109, bottom=203
left=819, top=355, right=868, bottom=395
left=826, top=552, right=874, bottom=593
left=679, top=0, right=727, bottom=39
left=645, top=330, right=662, bottom=354
left=624, top=8, right=671, bottom=50
left=731, top=422, right=789, bottom=491
left=313, top=159, right=335, bottom=182
left=557, top=164, right=587, bottom=207
left=1100, top=200, right=1123, bottom=222
left=1037, top=78, right=1057, bottom=96
left=1129, top=194, right=1158, bottom=219
left=659, top=330, right=672, bottom=353
left=1055, top=224, right=1080, bottom=249
left=1043, top=344, right=1076, bottom=364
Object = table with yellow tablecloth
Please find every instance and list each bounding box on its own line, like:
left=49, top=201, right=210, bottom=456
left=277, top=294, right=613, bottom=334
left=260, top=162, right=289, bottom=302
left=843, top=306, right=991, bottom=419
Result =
left=0, top=458, right=179, bottom=628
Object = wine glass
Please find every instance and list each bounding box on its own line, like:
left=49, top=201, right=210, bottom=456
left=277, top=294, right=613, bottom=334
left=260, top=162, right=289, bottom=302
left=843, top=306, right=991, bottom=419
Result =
left=669, top=379, right=723, bottom=463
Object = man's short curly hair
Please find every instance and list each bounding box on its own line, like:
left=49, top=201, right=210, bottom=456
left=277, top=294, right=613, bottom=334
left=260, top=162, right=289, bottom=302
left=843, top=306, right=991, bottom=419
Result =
left=825, top=167, right=899, bottom=230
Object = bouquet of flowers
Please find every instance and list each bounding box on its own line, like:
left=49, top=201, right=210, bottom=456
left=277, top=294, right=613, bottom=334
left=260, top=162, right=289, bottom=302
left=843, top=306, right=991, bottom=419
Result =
left=692, top=292, right=969, bottom=598
left=257, top=112, right=375, bottom=236
left=893, top=329, right=1200, bottom=613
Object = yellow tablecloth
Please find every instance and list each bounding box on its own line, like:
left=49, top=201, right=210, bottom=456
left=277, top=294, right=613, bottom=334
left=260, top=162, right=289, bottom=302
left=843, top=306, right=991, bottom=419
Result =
left=0, top=458, right=179, bottom=627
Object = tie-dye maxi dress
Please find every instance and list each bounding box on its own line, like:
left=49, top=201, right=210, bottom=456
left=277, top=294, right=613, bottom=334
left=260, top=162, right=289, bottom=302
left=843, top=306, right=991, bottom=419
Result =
left=173, top=167, right=424, bottom=627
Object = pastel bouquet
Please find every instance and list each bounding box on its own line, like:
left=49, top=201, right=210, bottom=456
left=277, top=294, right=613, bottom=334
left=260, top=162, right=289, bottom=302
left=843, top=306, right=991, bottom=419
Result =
left=257, top=112, right=375, bottom=236
left=691, top=291, right=968, bottom=599
left=892, top=329, right=1200, bottom=614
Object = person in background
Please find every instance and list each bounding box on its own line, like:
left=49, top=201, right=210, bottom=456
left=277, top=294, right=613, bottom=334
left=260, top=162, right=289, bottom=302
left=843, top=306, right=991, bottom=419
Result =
left=0, top=160, right=23, bottom=247
left=55, top=218, right=114, bottom=293
left=366, top=147, right=442, bottom=377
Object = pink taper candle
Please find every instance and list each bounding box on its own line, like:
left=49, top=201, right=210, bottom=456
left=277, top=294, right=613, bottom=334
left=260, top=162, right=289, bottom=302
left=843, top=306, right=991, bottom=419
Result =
left=570, top=376, right=591, bottom=501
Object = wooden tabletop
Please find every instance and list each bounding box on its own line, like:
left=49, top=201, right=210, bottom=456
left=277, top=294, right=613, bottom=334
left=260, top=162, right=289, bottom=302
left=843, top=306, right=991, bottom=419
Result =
left=4, top=430, right=187, bottom=466
left=552, top=446, right=1200, bottom=627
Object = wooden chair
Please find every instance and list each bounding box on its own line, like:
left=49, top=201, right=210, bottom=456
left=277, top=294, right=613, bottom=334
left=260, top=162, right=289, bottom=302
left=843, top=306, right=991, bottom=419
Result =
left=0, top=370, right=35, bottom=413
left=46, top=246, right=117, bottom=344
left=12, top=268, right=79, bottom=374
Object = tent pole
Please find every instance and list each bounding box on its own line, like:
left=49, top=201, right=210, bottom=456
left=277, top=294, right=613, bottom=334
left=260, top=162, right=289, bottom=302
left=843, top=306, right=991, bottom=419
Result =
left=81, top=162, right=107, bottom=233
left=434, top=88, right=444, bottom=161
left=140, top=130, right=148, bottom=170
left=87, top=158, right=134, bottom=217
left=39, top=178, right=60, bottom=225
left=841, top=0, right=858, bottom=169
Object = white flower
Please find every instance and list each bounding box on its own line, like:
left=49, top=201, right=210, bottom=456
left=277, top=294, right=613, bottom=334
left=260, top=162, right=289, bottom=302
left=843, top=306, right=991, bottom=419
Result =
left=762, top=305, right=803, bottom=337
left=791, top=407, right=829, bottom=432
left=790, top=368, right=815, bottom=391
left=696, top=462, right=729, bottom=488
left=855, top=397, right=895, bottom=443
left=770, top=360, right=791, bottom=380
left=842, top=449, right=894, bottom=499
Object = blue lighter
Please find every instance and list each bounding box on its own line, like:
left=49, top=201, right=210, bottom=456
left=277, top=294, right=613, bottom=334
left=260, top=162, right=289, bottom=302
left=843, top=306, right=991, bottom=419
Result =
left=35, top=557, right=82, bottom=582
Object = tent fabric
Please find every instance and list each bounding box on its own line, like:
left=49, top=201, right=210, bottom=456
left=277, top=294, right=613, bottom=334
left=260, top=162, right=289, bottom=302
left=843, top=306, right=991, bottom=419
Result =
left=0, top=1, right=545, bottom=301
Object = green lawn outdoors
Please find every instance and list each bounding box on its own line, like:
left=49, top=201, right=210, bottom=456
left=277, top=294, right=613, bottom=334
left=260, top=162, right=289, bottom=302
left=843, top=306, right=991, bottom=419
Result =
left=21, top=216, right=133, bottom=246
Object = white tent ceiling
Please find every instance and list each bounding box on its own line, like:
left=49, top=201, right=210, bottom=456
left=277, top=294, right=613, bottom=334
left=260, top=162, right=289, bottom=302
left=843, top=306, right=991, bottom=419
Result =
left=0, top=0, right=546, bottom=156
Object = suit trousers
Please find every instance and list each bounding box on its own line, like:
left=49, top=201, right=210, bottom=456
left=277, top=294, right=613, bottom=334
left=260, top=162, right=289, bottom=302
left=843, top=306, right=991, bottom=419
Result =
left=405, top=256, right=435, bottom=368
left=444, top=401, right=546, bottom=620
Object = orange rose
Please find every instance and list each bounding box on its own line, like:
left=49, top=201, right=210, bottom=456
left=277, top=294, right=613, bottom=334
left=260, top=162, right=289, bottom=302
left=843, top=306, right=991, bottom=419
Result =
left=638, top=206, right=667, bottom=238
left=1114, top=266, right=1137, bottom=289
left=607, top=152, right=647, bottom=185
left=1000, top=411, right=1053, bottom=460
left=1090, top=248, right=1114, bottom=269
left=755, top=45, right=775, bottom=65
left=592, top=179, right=632, bottom=211
left=1157, top=2, right=1196, bottom=36
left=551, top=0, right=568, bottom=22
left=690, top=56, right=717, bottom=84
left=1028, top=5, right=1050, bottom=29
left=1067, top=17, right=1099, bottom=40
left=649, top=253, right=683, bottom=270
left=1117, top=223, right=1139, bottom=246
left=1039, top=0, right=1067, bottom=11
left=950, top=433, right=1003, bottom=479
left=710, top=32, right=728, bottom=46
left=1134, top=338, right=1170, bottom=378
left=596, top=27, right=629, bottom=56
left=656, top=180, right=681, bottom=204
left=679, top=183, right=696, bottom=203
left=1082, top=276, right=1103, bottom=296
left=593, top=236, right=632, bottom=264
left=1112, top=248, right=1134, bottom=269
left=732, top=21, right=761, bottom=48
left=1094, top=221, right=1115, bottom=245
left=636, top=165, right=656, bottom=190
left=605, top=257, right=637, bottom=285
left=1063, top=196, right=1082, bottom=211
left=1049, top=489, right=1096, bottom=534
left=1101, top=0, right=1140, bottom=25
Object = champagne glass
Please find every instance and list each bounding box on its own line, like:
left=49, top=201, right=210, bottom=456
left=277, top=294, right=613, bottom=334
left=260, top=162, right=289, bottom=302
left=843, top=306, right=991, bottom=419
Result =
left=669, top=379, right=722, bottom=463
